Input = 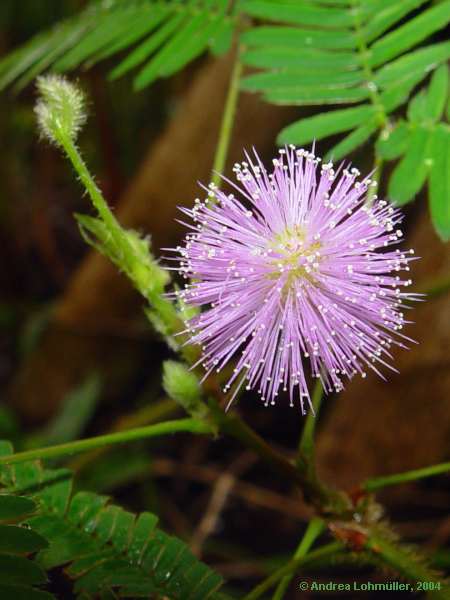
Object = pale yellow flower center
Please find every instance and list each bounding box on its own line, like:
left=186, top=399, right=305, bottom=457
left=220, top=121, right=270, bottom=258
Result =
left=266, top=226, right=322, bottom=293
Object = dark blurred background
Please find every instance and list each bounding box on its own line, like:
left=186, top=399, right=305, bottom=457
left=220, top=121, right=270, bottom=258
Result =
left=1, top=2, right=449, bottom=598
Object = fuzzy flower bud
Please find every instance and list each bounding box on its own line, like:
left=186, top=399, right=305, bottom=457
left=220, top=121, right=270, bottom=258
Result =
left=35, top=75, right=87, bottom=146
left=163, top=360, right=207, bottom=419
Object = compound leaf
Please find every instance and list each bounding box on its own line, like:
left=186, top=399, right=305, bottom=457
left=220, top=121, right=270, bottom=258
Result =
left=429, top=126, right=450, bottom=241
left=388, top=126, right=432, bottom=206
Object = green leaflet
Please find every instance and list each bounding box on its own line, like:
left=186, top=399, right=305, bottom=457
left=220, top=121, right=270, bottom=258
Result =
left=240, top=25, right=358, bottom=50
left=87, top=10, right=174, bottom=67
left=278, top=105, right=376, bottom=145
left=134, top=11, right=225, bottom=89
left=369, top=1, right=450, bottom=67
left=424, top=65, right=449, bottom=123
left=380, top=70, right=430, bottom=114
left=429, top=126, right=450, bottom=241
left=381, top=64, right=449, bottom=237
left=308, top=0, right=356, bottom=5
left=109, top=11, right=187, bottom=80
left=12, top=20, right=90, bottom=92
left=161, top=12, right=230, bottom=74
left=241, top=70, right=365, bottom=92
left=0, top=585, right=54, bottom=600
left=0, top=20, right=86, bottom=91
left=242, top=48, right=361, bottom=71
left=0, top=555, right=46, bottom=585
left=0, top=0, right=236, bottom=91
left=0, top=494, right=35, bottom=520
left=0, top=525, right=47, bottom=554
left=376, top=121, right=410, bottom=160
left=0, top=0, right=448, bottom=252
left=0, top=441, right=228, bottom=600
left=325, top=119, right=379, bottom=161
left=241, top=0, right=355, bottom=27
left=388, top=126, right=432, bottom=206
left=239, top=0, right=450, bottom=240
left=52, top=6, right=162, bottom=71
left=0, top=471, right=53, bottom=599
left=363, top=0, right=428, bottom=43
left=209, top=17, right=235, bottom=56
left=408, top=89, right=429, bottom=124
left=266, top=86, right=369, bottom=106
left=375, top=42, right=450, bottom=88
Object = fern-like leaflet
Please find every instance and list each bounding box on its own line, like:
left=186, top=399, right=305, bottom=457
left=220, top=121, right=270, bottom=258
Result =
left=1, top=0, right=449, bottom=237
left=240, top=0, right=449, bottom=148
left=0, top=0, right=236, bottom=92
left=378, top=64, right=450, bottom=239
left=240, top=0, right=450, bottom=239
left=0, top=440, right=229, bottom=600
left=0, top=491, right=54, bottom=599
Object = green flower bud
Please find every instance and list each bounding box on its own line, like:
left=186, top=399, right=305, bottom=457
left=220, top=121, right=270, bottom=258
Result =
left=35, top=75, right=87, bottom=146
left=163, top=360, right=207, bottom=419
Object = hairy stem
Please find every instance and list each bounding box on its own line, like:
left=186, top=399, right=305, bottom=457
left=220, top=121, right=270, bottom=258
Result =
left=61, top=132, right=125, bottom=244
left=242, top=542, right=343, bottom=600
left=0, top=418, right=212, bottom=465
left=364, top=461, right=450, bottom=492
left=366, top=532, right=448, bottom=595
left=272, top=518, right=325, bottom=600
left=39, top=67, right=351, bottom=518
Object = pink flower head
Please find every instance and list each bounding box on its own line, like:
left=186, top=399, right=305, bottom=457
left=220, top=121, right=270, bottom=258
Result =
left=171, top=147, right=417, bottom=413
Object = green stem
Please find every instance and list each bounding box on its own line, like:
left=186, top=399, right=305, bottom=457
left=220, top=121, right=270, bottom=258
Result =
left=214, top=408, right=304, bottom=484
left=272, top=518, right=324, bottom=600
left=293, top=381, right=345, bottom=513
left=68, top=397, right=179, bottom=473
left=366, top=532, right=448, bottom=593
left=211, top=402, right=345, bottom=512
left=61, top=132, right=123, bottom=240
left=349, top=0, right=388, bottom=208
left=373, top=152, right=384, bottom=186
left=62, top=129, right=187, bottom=349
left=298, top=379, right=323, bottom=463
left=364, top=461, right=450, bottom=492
left=210, top=54, right=243, bottom=187
left=242, top=542, right=343, bottom=600
left=0, top=418, right=212, bottom=465
left=350, top=1, right=386, bottom=129
left=366, top=151, right=384, bottom=204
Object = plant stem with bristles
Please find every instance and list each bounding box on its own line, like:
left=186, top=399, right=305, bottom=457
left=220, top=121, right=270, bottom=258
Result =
left=211, top=53, right=243, bottom=188
left=272, top=518, right=324, bottom=599
left=0, top=419, right=212, bottom=465
left=242, top=542, right=343, bottom=600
